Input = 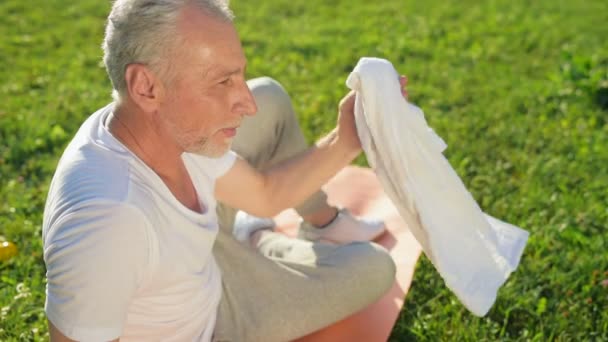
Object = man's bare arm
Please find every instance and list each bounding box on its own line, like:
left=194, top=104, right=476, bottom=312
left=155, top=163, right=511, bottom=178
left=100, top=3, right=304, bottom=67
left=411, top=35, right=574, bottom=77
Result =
left=215, top=127, right=356, bottom=217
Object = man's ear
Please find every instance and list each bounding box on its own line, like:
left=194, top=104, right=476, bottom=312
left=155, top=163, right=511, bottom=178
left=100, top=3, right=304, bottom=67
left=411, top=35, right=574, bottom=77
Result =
left=124, top=64, right=164, bottom=113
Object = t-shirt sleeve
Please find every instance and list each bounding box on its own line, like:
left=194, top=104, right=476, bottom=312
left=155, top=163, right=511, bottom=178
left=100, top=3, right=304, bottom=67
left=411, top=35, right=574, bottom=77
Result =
left=43, top=202, right=152, bottom=341
left=212, top=150, right=238, bottom=178
left=186, top=150, right=238, bottom=180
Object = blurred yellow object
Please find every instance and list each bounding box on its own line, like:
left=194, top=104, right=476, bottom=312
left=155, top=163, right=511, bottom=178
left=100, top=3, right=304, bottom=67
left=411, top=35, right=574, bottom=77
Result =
left=0, top=241, right=18, bottom=261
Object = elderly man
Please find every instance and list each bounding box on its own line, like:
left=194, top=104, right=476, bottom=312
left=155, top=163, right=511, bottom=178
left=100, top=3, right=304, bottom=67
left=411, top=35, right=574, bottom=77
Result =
left=43, top=0, right=406, bottom=341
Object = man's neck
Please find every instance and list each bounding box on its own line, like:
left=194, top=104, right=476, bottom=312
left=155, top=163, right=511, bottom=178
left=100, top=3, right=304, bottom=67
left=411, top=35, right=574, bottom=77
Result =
left=108, top=102, right=203, bottom=213
left=109, top=103, right=183, bottom=179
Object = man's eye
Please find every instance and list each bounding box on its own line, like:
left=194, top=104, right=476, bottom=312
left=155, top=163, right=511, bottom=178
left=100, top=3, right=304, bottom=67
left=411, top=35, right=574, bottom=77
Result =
left=219, top=78, right=231, bottom=85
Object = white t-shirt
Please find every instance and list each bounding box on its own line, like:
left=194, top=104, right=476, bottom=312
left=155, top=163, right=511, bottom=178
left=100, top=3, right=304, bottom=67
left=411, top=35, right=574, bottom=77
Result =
left=42, top=103, right=237, bottom=341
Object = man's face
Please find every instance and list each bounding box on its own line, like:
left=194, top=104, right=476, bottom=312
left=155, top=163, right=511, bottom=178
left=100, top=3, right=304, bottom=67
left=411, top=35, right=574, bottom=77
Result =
left=158, top=7, right=257, bottom=158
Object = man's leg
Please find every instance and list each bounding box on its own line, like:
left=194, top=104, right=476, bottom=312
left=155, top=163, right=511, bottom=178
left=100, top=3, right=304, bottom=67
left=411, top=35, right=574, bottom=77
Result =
left=212, top=77, right=396, bottom=341
left=213, top=229, right=395, bottom=342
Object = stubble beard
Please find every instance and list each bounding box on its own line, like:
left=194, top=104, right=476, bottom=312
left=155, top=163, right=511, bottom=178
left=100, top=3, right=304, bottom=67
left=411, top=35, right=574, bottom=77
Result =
left=187, top=135, right=231, bottom=158
left=162, top=115, right=230, bottom=158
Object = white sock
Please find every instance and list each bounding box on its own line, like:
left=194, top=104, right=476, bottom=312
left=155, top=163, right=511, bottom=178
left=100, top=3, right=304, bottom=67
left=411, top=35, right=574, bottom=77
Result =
left=232, top=210, right=275, bottom=243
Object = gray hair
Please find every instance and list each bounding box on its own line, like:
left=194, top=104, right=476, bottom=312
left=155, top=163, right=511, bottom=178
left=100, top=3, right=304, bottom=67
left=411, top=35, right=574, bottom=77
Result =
left=102, top=0, right=234, bottom=102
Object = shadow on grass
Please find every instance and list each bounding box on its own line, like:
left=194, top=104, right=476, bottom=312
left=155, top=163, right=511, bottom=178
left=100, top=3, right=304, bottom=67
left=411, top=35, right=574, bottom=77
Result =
left=595, top=86, right=608, bottom=112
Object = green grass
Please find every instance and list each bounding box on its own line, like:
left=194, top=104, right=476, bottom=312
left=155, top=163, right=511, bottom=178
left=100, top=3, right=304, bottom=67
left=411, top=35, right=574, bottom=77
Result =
left=1, top=0, right=607, bottom=340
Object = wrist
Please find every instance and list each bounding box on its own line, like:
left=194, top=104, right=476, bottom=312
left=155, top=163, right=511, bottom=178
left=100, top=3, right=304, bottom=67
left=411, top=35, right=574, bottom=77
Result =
left=315, top=128, right=360, bottom=164
left=333, top=128, right=361, bottom=161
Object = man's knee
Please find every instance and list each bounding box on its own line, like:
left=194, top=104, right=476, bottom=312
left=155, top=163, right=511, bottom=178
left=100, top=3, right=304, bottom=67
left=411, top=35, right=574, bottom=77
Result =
left=354, top=242, right=396, bottom=292
left=247, top=76, right=293, bottom=120
left=248, top=76, right=289, bottom=99
left=333, top=242, right=397, bottom=296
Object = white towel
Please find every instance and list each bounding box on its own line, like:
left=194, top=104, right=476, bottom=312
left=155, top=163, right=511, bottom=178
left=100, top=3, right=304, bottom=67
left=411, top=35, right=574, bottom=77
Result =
left=346, top=57, right=529, bottom=316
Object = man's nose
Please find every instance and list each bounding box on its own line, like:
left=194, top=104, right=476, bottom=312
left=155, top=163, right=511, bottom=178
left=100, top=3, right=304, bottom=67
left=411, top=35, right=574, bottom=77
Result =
left=237, top=81, right=258, bottom=117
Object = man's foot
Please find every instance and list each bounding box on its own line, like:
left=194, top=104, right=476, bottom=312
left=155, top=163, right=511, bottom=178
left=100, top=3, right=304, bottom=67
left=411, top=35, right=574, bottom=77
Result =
left=297, top=208, right=386, bottom=244
left=232, top=210, right=275, bottom=243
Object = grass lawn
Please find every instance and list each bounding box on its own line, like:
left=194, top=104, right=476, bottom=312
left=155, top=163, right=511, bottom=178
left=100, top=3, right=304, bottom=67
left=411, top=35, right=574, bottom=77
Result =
left=1, top=0, right=607, bottom=340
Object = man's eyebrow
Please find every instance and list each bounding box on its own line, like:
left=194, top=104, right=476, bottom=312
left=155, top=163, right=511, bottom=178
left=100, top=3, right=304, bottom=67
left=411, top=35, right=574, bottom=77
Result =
left=222, top=67, right=243, bottom=76
left=216, top=64, right=248, bottom=78
left=223, top=68, right=242, bottom=76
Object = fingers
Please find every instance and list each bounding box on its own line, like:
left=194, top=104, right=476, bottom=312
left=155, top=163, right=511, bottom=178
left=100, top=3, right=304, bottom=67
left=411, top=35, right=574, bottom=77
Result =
left=399, top=75, right=408, bottom=100
left=338, top=90, right=356, bottom=115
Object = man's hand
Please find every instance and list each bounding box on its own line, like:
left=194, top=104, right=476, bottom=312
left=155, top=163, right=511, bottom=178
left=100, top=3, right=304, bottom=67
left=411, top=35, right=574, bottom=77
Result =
left=335, top=75, right=409, bottom=158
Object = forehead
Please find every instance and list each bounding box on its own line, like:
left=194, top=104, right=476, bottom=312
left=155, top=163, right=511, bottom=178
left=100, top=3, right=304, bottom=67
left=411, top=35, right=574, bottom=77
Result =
left=176, top=5, right=246, bottom=74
